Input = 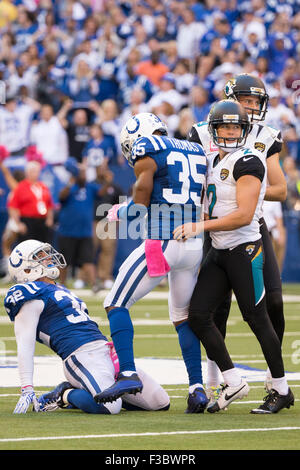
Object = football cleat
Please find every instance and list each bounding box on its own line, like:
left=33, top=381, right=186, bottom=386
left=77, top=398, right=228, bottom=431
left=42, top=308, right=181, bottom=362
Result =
left=38, top=381, right=73, bottom=412
left=185, top=387, right=209, bottom=413
left=94, top=373, right=143, bottom=404
left=250, top=388, right=294, bottom=414
left=207, top=378, right=250, bottom=413
left=206, top=385, right=222, bottom=404
left=206, top=384, right=228, bottom=411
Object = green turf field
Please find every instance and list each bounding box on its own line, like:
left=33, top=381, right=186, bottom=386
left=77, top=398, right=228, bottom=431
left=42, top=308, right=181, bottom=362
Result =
left=0, top=283, right=299, bottom=451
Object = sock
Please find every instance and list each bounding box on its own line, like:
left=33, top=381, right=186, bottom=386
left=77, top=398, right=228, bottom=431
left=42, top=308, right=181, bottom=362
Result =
left=206, top=357, right=223, bottom=387
left=222, top=368, right=242, bottom=387
left=108, top=307, right=136, bottom=372
left=67, top=389, right=110, bottom=414
left=122, top=371, right=137, bottom=377
left=175, top=320, right=203, bottom=386
left=189, top=383, right=204, bottom=394
left=265, top=367, right=272, bottom=380
left=272, top=377, right=289, bottom=395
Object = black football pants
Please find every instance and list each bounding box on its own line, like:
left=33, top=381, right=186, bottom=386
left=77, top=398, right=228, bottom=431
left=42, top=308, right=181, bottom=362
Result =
left=188, top=239, right=285, bottom=378
left=203, top=218, right=285, bottom=344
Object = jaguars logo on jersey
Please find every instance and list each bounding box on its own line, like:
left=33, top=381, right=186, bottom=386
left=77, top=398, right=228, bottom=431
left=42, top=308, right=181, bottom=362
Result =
left=246, top=244, right=256, bottom=255
left=220, top=168, right=229, bottom=181
left=254, top=142, right=266, bottom=153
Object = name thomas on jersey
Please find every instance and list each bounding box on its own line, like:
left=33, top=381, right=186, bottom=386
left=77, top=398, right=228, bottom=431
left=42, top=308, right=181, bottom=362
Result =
left=127, top=134, right=207, bottom=240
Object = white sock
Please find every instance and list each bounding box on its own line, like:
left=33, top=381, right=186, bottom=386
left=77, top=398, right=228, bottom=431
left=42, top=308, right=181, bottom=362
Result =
left=189, top=383, right=203, bottom=394
left=222, top=368, right=242, bottom=387
left=122, top=370, right=136, bottom=377
left=62, top=388, right=73, bottom=405
left=272, top=377, right=289, bottom=395
left=265, top=367, right=272, bottom=380
left=206, top=358, right=223, bottom=387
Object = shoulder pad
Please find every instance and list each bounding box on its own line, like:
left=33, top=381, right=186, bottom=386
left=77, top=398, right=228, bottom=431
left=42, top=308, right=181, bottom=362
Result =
left=4, top=282, right=43, bottom=320
left=265, top=125, right=282, bottom=141
left=131, top=135, right=167, bottom=165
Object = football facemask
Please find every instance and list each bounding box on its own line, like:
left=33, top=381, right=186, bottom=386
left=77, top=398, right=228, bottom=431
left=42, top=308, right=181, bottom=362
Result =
left=8, top=240, right=66, bottom=283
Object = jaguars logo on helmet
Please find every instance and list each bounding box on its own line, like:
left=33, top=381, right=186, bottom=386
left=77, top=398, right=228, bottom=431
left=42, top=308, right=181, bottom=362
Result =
left=224, top=78, right=236, bottom=99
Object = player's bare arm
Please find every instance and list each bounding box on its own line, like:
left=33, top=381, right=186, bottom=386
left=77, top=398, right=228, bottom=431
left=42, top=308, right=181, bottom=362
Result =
left=132, top=156, right=157, bottom=207
left=265, top=152, right=287, bottom=202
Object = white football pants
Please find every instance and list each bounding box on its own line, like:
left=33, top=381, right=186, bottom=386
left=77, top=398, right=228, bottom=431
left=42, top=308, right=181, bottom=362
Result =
left=104, top=238, right=203, bottom=322
left=63, top=340, right=170, bottom=414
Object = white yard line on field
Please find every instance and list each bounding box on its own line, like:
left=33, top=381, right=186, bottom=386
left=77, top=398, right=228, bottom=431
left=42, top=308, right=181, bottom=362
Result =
left=1, top=288, right=300, bottom=302
left=1, top=427, right=300, bottom=443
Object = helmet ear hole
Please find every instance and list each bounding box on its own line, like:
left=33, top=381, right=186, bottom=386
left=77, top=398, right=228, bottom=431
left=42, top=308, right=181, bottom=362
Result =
left=24, top=269, right=31, bottom=273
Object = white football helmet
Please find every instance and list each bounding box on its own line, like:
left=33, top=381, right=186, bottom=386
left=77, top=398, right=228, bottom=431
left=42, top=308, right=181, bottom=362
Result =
left=8, top=239, right=67, bottom=283
left=120, top=112, right=168, bottom=167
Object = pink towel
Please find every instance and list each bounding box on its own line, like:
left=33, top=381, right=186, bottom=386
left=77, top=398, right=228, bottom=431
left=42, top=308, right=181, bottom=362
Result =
left=145, top=239, right=170, bottom=277
left=107, top=341, right=120, bottom=379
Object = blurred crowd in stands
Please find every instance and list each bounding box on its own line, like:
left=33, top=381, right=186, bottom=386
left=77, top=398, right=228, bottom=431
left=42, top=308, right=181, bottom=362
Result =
left=1, top=0, right=300, bottom=287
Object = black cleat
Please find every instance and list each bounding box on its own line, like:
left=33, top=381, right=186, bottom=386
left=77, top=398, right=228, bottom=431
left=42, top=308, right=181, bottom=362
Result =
left=38, top=381, right=73, bottom=411
left=251, top=388, right=294, bottom=414
left=185, top=387, right=209, bottom=414
left=94, top=373, right=143, bottom=404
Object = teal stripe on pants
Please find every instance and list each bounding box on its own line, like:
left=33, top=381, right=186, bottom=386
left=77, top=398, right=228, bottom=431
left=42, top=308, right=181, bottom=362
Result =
left=251, top=249, right=265, bottom=305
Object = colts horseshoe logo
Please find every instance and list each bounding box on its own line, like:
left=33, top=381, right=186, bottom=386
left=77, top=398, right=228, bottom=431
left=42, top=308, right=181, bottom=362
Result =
left=126, top=117, right=140, bottom=134
left=9, top=249, right=23, bottom=268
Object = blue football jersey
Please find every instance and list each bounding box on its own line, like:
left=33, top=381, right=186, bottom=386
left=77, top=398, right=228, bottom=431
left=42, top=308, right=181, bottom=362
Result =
left=4, top=281, right=107, bottom=360
left=131, top=135, right=207, bottom=239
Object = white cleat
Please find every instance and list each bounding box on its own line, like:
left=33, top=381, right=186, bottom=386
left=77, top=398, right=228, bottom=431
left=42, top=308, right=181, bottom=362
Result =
left=206, top=384, right=228, bottom=410
left=206, top=385, right=222, bottom=405
left=207, top=378, right=250, bottom=413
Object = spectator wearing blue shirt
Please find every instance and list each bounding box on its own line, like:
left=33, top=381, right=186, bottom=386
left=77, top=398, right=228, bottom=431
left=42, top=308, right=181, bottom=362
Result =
left=74, top=16, right=99, bottom=45
left=65, top=59, right=99, bottom=108
left=189, top=0, right=207, bottom=22
left=57, top=164, right=109, bottom=288
left=118, top=61, right=154, bottom=110
left=14, top=9, right=38, bottom=54
left=263, top=32, right=297, bottom=75
left=199, top=14, right=233, bottom=56
left=151, top=15, right=176, bottom=44
left=112, top=6, right=135, bottom=40
left=35, top=62, right=68, bottom=113
left=189, top=85, right=211, bottom=123
left=96, top=42, right=119, bottom=102
left=82, top=123, right=115, bottom=181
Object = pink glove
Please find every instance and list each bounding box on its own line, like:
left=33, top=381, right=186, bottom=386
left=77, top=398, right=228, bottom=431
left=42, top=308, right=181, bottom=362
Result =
left=0, top=145, right=9, bottom=163
left=107, top=202, right=128, bottom=222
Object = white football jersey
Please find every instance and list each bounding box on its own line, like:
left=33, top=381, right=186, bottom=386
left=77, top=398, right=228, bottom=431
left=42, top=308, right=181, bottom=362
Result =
left=188, top=120, right=282, bottom=219
left=205, top=146, right=267, bottom=250
left=188, top=121, right=282, bottom=163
